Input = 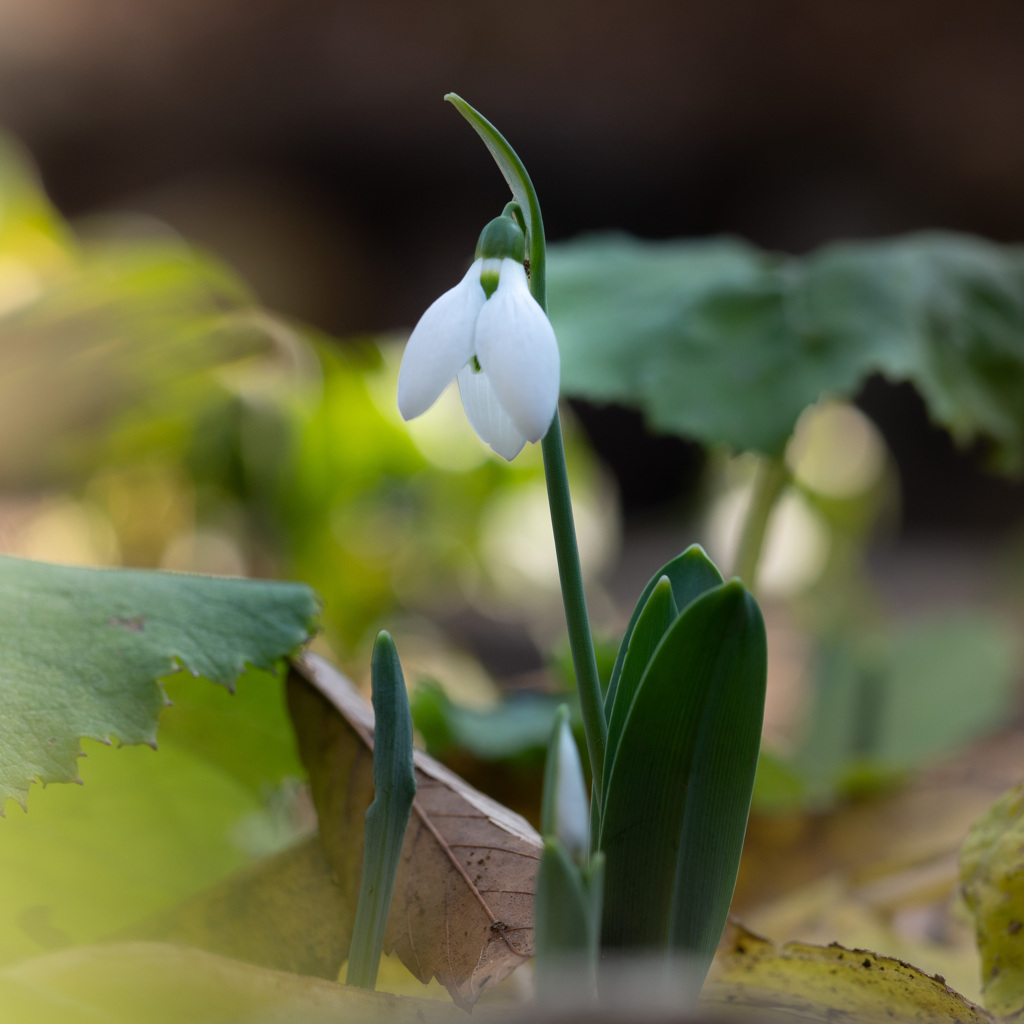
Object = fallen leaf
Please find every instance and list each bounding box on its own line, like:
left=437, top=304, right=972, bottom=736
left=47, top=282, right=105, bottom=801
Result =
left=287, top=654, right=543, bottom=1009
left=701, top=922, right=995, bottom=1023
left=1, top=941, right=478, bottom=1024
left=121, top=835, right=350, bottom=980
left=960, top=780, right=1024, bottom=1017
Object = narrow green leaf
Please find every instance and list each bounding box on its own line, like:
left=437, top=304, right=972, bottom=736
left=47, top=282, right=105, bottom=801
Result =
left=602, top=576, right=676, bottom=804
left=599, top=580, right=766, bottom=971
left=668, top=591, right=768, bottom=978
left=346, top=631, right=417, bottom=990
left=444, top=93, right=548, bottom=308
left=604, top=544, right=724, bottom=717
left=0, top=555, right=319, bottom=813
left=534, top=839, right=604, bottom=1000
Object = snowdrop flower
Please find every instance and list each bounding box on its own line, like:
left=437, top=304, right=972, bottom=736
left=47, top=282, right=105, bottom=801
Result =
left=397, top=209, right=559, bottom=460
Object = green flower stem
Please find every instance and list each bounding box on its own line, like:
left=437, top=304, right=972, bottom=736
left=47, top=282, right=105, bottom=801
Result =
left=541, top=414, right=606, bottom=803
left=444, top=92, right=605, bottom=801
left=732, top=456, right=788, bottom=590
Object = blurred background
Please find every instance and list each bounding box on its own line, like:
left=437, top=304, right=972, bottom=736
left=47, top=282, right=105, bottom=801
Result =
left=4, top=0, right=1024, bottom=529
left=2, top=0, right=1024, bottom=997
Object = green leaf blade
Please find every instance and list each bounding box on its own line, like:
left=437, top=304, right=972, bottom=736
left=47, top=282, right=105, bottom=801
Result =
left=598, top=580, right=766, bottom=962
left=668, top=586, right=767, bottom=975
left=604, top=544, right=724, bottom=718
left=602, top=576, right=676, bottom=803
left=0, top=556, right=319, bottom=812
left=346, top=632, right=417, bottom=990
left=444, top=93, right=548, bottom=308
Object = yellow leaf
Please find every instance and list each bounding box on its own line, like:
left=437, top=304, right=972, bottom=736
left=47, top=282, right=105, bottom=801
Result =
left=0, top=941, right=473, bottom=1024
left=960, top=780, right=1024, bottom=1017
left=701, top=923, right=995, bottom=1023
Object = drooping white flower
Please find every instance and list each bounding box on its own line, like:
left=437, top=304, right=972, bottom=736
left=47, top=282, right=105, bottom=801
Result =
left=397, top=247, right=560, bottom=461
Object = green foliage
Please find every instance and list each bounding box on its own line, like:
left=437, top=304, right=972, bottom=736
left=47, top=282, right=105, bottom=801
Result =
left=550, top=232, right=1024, bottom=472
left=347, top=633, right=417, bottom=990
left=0, top=555, right=318, bottom=811
left=599, top=576, right=766, bottom=984
left=795, top=613, right=1020, bottom=803
left=604, top=546, right=724, bottom=716
left=0, top=657, right=307, bottom=967
left=412, top=681, right=565, bottom=764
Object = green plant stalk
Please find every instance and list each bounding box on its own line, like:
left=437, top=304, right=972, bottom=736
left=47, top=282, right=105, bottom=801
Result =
left=732, top=456, right=788, bottom=589
left=446, top=92, right=606, bottom=801
left=346, top=631, right=417, bottom=990
left=541, top=417, right=607, bottom=801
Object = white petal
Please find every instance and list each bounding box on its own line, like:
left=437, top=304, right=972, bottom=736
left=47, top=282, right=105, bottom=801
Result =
left=457, top=363, right=526, bottom=461
left=397, top=260, right=485, bottom=420
left=474, top=258, right=560, bottom=442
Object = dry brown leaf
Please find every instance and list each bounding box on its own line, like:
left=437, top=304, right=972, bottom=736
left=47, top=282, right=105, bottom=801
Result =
left=287, top=654, right=542, bottom=1009
left=701, top=922, right=996, bottom=1024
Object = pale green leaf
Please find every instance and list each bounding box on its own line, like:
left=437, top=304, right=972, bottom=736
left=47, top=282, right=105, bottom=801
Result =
left=550, top=232, right=1024, bottom=472
left=0, top=942, right=472, bottom=1024
left=0, top=555, right=318, bottom=811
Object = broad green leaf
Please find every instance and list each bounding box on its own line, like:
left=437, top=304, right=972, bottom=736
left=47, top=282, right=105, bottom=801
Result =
left=960, top=780, right=1024, bottom=1016
left=702, top=923, right=994, bottom=1024
left=126, top=835, right=350, bottom=981
left=0, top=735, right=266, bottom=966
left=347, top=633, right=417, bottom=990
left=604, top=544, right=724, bottom=717
left=0, top=555, right=318, bottom=811
left=599, top=580, right=766, bottom=972
left=0, top=942, right=473, bottom=1024
left=549, top=232, right=1024, bottom=472
left=156, top=667, right=306, bottom=798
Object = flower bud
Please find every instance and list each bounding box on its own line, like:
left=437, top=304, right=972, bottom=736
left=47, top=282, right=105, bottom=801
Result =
left=475, top=209, right=526, bottom=265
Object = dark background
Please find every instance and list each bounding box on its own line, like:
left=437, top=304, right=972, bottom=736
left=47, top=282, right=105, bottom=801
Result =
left=4, top=0, right=1024, bottom=531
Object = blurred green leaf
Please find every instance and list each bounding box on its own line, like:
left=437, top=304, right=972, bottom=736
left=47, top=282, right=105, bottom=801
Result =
left=550, top=232, right=1024, bottom=472
left=411, top=681, right=564, bottom=763
left=0, top=941, right=466, bottom=1024
left=0, top=736, right=265, bottom=966
left=0, top=555, right=318, bottom=811
left=796, top=612, right=1020, bottom=802
left=0, top=225, right=295, bottom=487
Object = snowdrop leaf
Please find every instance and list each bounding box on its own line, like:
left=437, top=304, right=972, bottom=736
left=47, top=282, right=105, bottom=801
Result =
left=599, top=580, right=766, bottom=987
left=604, top=544, right=724, bottom=718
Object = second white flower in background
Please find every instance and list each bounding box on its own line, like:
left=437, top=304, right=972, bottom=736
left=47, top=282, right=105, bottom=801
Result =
left=397, top=213, right=560, bottom=461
